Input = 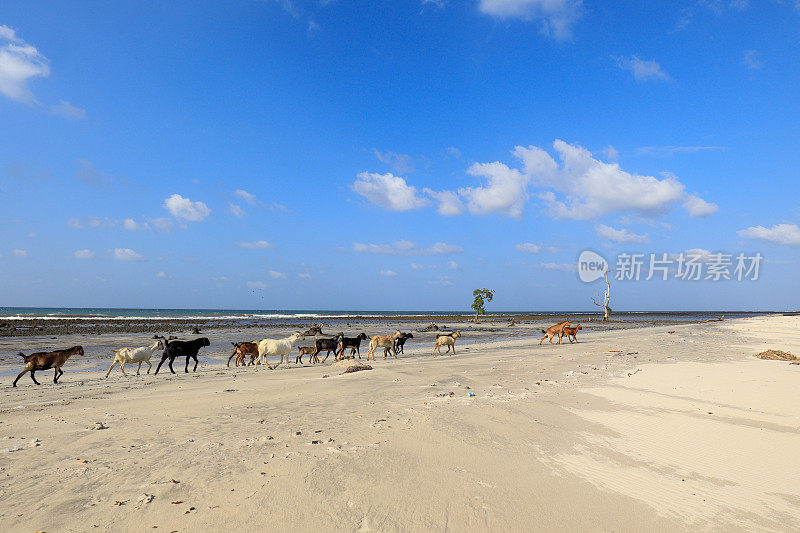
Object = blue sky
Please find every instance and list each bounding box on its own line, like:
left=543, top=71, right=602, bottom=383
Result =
left=1, top=0, right=799, bottom=311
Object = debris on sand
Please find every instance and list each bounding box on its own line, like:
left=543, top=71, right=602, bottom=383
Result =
left=343, top=364, right=373, bottom=374
left=755, top=349, right=798, bottom=361
left=417, top=322, right=439, bottom=332
left=87, top=421, right=109, bottom=430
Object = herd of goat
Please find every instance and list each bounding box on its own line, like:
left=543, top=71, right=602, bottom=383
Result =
left=10, top=319, right=581, bottom=388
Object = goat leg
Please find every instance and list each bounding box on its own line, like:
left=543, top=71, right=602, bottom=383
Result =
left=12, top=368, right=29, bottom=387
left=30, top=369, right=40, bottom=385
left=153, top=356, right=166, bottom=375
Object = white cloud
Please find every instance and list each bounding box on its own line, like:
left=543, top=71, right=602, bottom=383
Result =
left=247, top=280, right=267, bottom=289
left=515, top=242, right=541, bottom=253
left=743, top=49, right=761, bottom=70
left=0, top=25, right=50, bottom=103
left=233, top=189, right=258, bottom=205
left=524, top=140, right=697, bottom=220
left=423, top=188, right=464, bottom=216
left=448, top=260, right=461, bottom=270
left=13, top=248, right=27, bottom=258
left=459, top=162, right=530, bottom=219
left=124, top=218, right=142, bottom=231
left=683, top=194, right=719, bottom=217
left=352, top=172, right=429, bottom=211
left=228, top=203, right=246, bottom=217
left=163, top=194, right=211, bottom=222
left=352, top=240, right=463, bottom=255
left=113, top=248, right=145, bottom=261
left=478, top=0, right=582, bottom=40
left=238, top=240, right=274, bottom=250
left=595, top=224, right=649, bottom=243
left=539, top=261, right=576, bottom=272
left=738, top=223, right=800, bottom=246
left=122, top=216, right=176, bottom=232
left=615, top=55, right=670, bottom=82
left=298, top=272, right=312, bottom=279
left=518, top=243, right=558, bottom=253
left=51, top=100, right=86, bottom=120
left=268, top=270, right=286, bottom=279
left=68, top=216, right=117, bottom=229
left=410, top=262, right=437, bottom=269
left=73, top=249, right=94, bottom=260
left=373, top=150, right=414, bottom=174
left=155, top=271, right=166, bottom=278
left=379, top=269, right=398, bottom=277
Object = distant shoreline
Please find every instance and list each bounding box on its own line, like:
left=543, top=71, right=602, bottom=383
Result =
left=0, top=308, right=777, bottom=337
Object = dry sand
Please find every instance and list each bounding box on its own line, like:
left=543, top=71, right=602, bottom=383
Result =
left=1, top=315, right=799, bottom=531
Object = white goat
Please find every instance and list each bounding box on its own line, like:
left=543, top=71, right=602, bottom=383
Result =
left=105, top=339, right=165, bottom=377
left=254, top=333, right=303, bottom=370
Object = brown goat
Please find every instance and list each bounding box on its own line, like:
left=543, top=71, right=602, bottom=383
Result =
left=228, top=342, right=259, bottom=367
left=13, top=345, right=84, bottom=387
left=560, top=324, right=582, bottom=343
left=539, top=320, right=570, bottom=345
left=296, top=346, right=317, bottom=364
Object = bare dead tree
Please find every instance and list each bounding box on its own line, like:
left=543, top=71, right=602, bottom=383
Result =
left=592, top=270, right=612, bottom=321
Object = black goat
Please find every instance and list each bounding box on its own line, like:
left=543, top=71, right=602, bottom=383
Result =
left=314, top=333, right=343, bottom=363
left=336, top=332, right=369, bottom=359
left=154, top=337, right=210, bottom=374
left=393, top=332, right=414, bottom=355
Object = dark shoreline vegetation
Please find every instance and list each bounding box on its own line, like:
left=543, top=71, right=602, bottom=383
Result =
left=0, top=310, right=778, bottom=337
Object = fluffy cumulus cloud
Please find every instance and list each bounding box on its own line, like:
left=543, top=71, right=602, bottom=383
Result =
left=459, top=162, right=530, bottom=219
left=351, top=172, right=428, bottom=211
left=521, top=140, right=703, bottom=220
left=738, top=224, right=800, bottom=246
left=238, top=240, right=273, bottom=249
left=352, top=240, right=462, bottom=255
left=247, top=280, right=267, bottom=289
left=268, top=270, right=286, bottom=279
left=0, top=24, right=50, bottom=103
left=12, top=248, right=27, bottom=258
left=163, top=194, right=211, bottom=222
left=379, top=269, right=398, bottom=277
left=614, top=55, right=670, bottom=82
left=73, top=249, right=95, bottom=260
left=478, top=0, right=582, bottom=40
left=113, top=248, right=145, bottom=261
left=356, top=140, right=715, bottom=222
left=595, top=224, right=649, bottom=243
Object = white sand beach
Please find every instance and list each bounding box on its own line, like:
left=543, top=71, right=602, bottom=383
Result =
left=1, top=315, right=799, bottom=531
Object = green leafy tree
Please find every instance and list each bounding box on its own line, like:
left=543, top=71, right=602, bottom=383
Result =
left=471, top=288, right=495, bottom=322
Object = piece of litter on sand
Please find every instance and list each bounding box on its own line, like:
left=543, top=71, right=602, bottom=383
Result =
left=87, top=422, right=109, bottom=430
left=137, top=494, right=155, bottom=506
left=468, top=392, right=475, bottom=397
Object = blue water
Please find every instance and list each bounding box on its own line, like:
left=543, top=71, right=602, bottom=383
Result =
left=0, top=307, right=777, bottom=323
